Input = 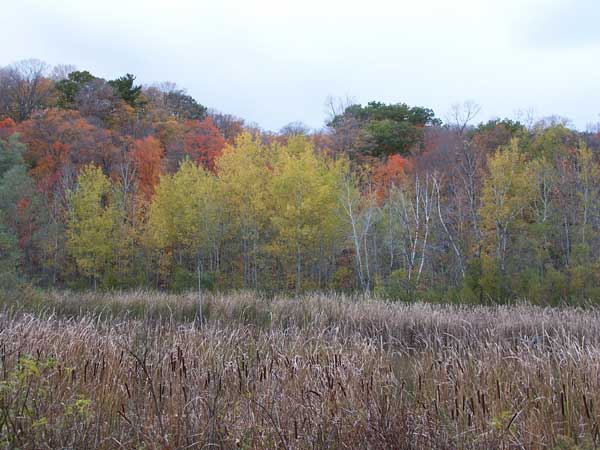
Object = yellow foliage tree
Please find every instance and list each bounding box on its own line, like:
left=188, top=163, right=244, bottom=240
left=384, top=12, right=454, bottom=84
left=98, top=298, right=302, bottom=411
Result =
left=480, top=139, right=539, bottom=272
left=67, top=165, right=119, bottom=290
left=216, top=132, right=274, bottom=287
left=270, top=136, right=346, bottom=293
left=147, top=159, right=219, bottom=324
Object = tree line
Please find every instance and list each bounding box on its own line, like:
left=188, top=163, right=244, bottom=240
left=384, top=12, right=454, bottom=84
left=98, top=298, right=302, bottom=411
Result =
left=2, top=58, right=600, bottom=304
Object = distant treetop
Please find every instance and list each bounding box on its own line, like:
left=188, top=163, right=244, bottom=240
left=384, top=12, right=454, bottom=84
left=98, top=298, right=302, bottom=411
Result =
left=328, top=100, right=440, bottom=158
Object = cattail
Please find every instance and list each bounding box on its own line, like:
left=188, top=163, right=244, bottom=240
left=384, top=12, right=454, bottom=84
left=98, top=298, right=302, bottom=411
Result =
left=481, top=393, right=487, bottom=416
left=583, top=394, right=591, bottom=420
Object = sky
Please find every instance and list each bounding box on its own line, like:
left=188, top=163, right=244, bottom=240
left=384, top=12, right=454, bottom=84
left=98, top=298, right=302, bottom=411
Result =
left=2, top=0, right=599, bottom=131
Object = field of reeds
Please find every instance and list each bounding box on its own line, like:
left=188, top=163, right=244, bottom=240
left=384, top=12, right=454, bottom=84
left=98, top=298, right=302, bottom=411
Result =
left=1, top=289, right=600, bottom=449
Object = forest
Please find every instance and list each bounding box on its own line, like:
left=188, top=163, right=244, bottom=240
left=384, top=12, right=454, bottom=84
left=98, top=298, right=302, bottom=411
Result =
left=2, top=58, right=600, bottom=304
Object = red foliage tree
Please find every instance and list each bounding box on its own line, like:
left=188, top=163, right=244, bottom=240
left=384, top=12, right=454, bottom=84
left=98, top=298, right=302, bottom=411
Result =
left=0, top=118, right=17, bottom=140
left=373, top=154, right=412, bottom=201
left=131, top=136, right=164, bottom=200
left=182, top=118, right=226, bottom=171
left=18, top=109, right=117, bottom=191
left=164, top=118, right=226, bottom=171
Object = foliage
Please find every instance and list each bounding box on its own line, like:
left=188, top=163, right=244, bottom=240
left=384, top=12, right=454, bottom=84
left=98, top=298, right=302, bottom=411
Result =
left=329, top=101, right=439, bottom=158
left=373, top=153, right=411, bottom=200
left=3, top=57, right=600, bottom=303
left=131, top=135, right=164, bottom=200
left=269, top=136, right=346, bottom=291
left=147, top=159, right=219, bottom=288
left=108, top=73, right=142, bottom=107
left=374, top=269, right=416, bottom=302
left=0, top=133, right=26, bottom=176
left=66, top=165, right=119, bottom=288
left=181, top=118, right=226, bottom=170
left=480, top=139, right=539, bottom=273
left=164, top=89, right=207, bottom=120
left=217, top=132, right=273, bottom=287
left=0, top=218, right=20, bottom=287
left=55, top=70, right=96, bottom=109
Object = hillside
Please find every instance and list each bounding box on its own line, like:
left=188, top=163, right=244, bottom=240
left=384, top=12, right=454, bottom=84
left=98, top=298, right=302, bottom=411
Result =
left=2, top=60, right=600, bottom=303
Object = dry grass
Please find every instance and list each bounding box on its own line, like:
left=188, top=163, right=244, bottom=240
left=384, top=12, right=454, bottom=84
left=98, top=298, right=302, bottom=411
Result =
left=1, top=290, right=599, bottom=449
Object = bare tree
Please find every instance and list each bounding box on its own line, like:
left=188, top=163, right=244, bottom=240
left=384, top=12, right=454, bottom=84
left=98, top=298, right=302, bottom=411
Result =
left=585, top=117, right=600, bottom=134
left=324, top=94, right=356, bottom=124
left=445, top=101, right=485, bottom=249
left=388, top=175, right=434, bottom=286
left=279, top=121, right=310, bottom=136
left=432, top=174, right=465, bottom=278
left=514, top=107, right=537, bottom=132
left=50, top=64, right=77, bottom=81
left=152, top=81, right=178, bottom=94
left=456, top=140, right=484, bottom=246
left=207, top=110, right=245, bottom=141
left=533, top=115, right=572, bottom=131
left=341, top=176, right=377, bottom=293
left=0, top=59, right=53, bottom=121
left=447, top=100, right=481, bottom=137
left=75, top=78, right=118, bottom=121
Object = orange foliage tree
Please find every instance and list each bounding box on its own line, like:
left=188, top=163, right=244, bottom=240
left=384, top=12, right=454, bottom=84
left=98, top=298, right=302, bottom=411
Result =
left=162, top=118, right=226, bottom=172
left=18, top=110, right=117, bottom=191
left=0, top=118, right=17, bottom=140
left=373, top=154, right=412, bottom=201
left=131, top=136, right=164, bottom=200
left=182, top=118, right=226, bottom=171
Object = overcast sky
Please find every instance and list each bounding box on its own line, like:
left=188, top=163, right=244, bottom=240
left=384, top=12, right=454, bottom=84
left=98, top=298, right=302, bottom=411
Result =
left=2, top=0, right=599, bottom=131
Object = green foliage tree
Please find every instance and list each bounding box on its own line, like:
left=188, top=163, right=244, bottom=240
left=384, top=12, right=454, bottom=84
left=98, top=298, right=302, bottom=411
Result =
left=55, top=70, right=96, bottom=109
left=0, top=133, right=49, bottom=281
left=0, top=134, right=26, bottom=176
left=0, top=216, right=20, bottom=288
left=164, top=90, right=207, bottom=121
left=472, top=118, right=526, bottom=138
left=108, top=73, right=142, bottom=107
left=329, top=101, right=439, bottom=158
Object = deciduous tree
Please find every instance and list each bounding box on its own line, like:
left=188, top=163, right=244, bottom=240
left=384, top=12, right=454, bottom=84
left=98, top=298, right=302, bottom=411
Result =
left=480, top=140, right=538, bottom=274
left=131, top=136, right=164, bottom=200
left=0, top=59, right=54, bottom=122
left=216, top=132, right=273, bottom=287
left=270, top=136, right=345, bottom=292
left=147, top=160, right=219, bottom=324
left=66, top=165, right=119, bottom=289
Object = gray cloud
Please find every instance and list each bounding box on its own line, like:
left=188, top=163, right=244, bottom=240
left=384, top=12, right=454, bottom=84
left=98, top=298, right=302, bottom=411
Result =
left=1, top=0, right=599, bottom=130
left=521, top=0, right=600, bottom=48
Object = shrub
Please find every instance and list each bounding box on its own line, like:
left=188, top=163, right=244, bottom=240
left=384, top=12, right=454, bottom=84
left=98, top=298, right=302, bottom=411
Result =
left=374, top=269, right=416, bottom=302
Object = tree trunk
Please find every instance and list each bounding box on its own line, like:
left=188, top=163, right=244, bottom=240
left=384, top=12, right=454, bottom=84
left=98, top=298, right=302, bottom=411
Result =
left=195, top=254, right=203, bottom=328
left=295, top=243, right=302, bottom=296
left=253, top=238, right=258, bottom=289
